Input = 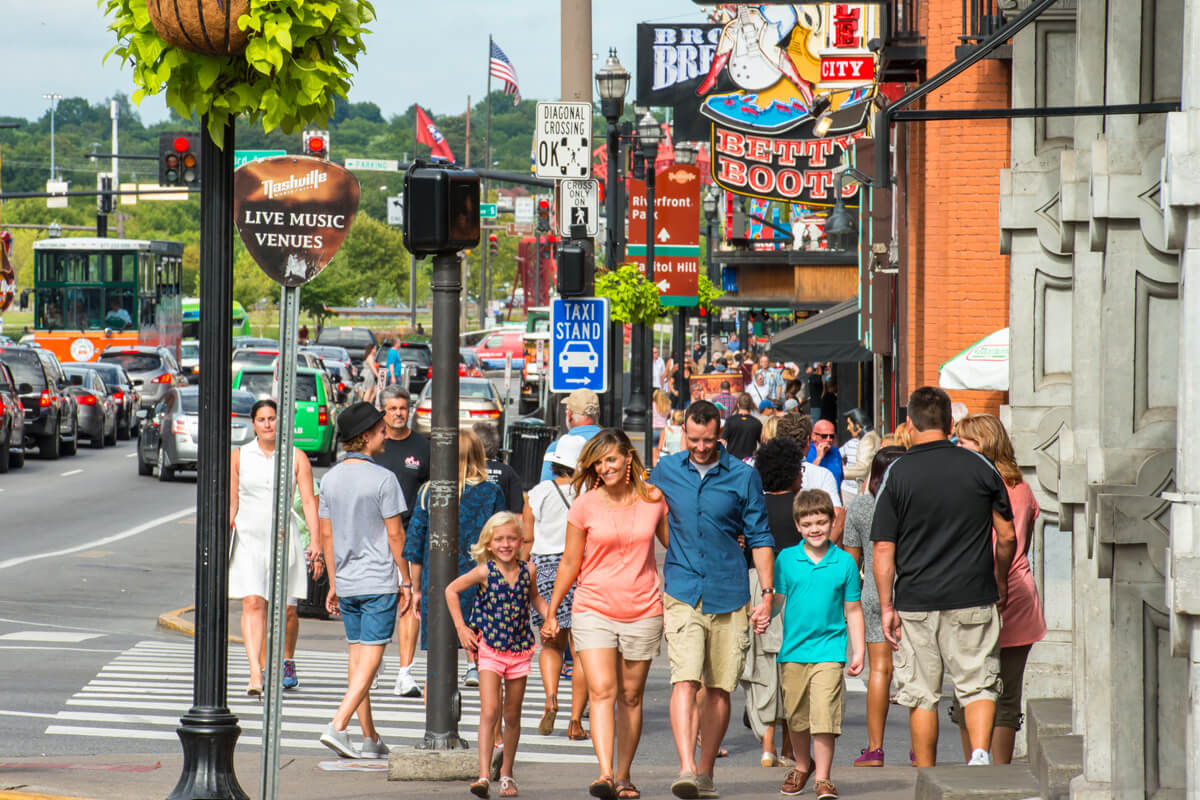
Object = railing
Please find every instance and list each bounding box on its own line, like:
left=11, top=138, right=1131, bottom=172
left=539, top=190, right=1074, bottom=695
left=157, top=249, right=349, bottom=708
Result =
left=888, top=0, right=922, bottom=41
left=960, top=0, right=1009, bottom=45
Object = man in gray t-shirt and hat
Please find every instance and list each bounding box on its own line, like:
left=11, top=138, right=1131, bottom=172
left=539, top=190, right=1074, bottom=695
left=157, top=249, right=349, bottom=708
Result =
left=318, top=401, right=412, bottom=759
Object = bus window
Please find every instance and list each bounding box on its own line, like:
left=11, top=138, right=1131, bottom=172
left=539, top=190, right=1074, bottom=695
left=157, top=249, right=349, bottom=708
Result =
left=110, top=253, right=137, bottom=283
left=104, top=290, right=135, bottom=331
left=64, top=287, right=103, bottom=329
left=36, top=289, right=65, bottom=330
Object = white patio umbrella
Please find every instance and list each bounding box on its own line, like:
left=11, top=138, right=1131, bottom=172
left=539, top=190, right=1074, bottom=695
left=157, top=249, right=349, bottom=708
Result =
left=938, top=328, right=1009, bottom=391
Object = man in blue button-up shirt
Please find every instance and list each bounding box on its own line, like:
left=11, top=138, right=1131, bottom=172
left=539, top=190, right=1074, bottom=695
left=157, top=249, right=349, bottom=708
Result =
left=650, top=400, right=775, bottom=800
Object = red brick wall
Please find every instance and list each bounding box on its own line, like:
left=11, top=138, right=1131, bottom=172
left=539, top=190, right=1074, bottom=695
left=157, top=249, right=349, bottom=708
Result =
left=902, top=0, right=1011, bottom=420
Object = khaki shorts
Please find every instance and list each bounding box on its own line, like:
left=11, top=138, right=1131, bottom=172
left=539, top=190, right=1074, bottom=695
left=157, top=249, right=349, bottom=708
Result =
left=780, top=662, right=845, bottom=736
left=949, top=643, right=1032, bottom=730
left=893, top=605, right=1001, bottom=711
left=571, top=610, right=663, bottom=662
left=663, top=593, right=749, bottom=692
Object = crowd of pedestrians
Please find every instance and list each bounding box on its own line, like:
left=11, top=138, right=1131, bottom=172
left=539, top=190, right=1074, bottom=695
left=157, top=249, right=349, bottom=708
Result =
left=236, top=350, right=1046, bottom=800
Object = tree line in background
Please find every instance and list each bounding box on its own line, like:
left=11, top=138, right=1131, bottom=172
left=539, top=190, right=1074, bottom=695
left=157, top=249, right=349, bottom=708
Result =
left=0, top=91, right=554, bottom=323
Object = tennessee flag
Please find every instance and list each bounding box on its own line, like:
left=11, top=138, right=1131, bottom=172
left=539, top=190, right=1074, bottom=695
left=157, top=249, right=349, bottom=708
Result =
left=415, top=105, right=454, bottom=162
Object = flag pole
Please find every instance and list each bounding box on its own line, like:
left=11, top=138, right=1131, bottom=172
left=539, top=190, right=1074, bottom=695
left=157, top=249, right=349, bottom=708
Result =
left=481, top=36, right=494, bottom=330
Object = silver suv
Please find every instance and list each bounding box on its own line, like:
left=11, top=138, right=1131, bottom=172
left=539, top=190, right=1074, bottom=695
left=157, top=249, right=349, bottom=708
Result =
left=99, top=346, right=183, bottom=411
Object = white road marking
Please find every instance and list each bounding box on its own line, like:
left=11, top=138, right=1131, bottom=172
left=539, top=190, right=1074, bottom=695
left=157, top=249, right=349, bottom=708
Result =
left=0, top=645, right=124, bottom=653
left=0, top=616, right=118, bottom=634
left=126, top=452, right=137, bottom=458
left=0, top=709, right=60, bottom=720
left=0, top=631, right=105, bottom=643
left=60, top=469, right=83, bottom=476
left=0, top=507, right=195, bottom=571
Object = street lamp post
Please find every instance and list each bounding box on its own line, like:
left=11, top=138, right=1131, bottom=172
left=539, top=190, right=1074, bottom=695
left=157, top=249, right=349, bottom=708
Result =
left=826, top=167, right=871, bottom=252
left=596, top=49, right=630, bottom=428
left=625, top=111, right=661, bottom=463
left=702, top=186, right=718, bottom=363
left=43, top=93, right=61, bottom=180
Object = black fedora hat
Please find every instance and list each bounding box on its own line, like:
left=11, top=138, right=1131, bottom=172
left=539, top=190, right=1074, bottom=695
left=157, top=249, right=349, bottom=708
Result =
left=337, top=402, right=384, bottom=442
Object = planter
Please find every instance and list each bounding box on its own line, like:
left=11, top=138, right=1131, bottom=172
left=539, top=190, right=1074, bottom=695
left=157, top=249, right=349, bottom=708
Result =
left=147, top=0, right=250, bottom=56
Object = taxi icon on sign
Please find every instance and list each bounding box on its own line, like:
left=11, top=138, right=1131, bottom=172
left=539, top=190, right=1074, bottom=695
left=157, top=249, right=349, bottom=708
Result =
left=558, top=341, right=598, bottom=374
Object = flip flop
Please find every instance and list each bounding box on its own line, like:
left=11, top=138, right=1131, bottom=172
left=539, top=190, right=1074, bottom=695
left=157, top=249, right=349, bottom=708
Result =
left=588, top=776, right=617, bottom=799
left=537, top=705, right=558, bottom=736
left=615, top=780, right=641, bottom=799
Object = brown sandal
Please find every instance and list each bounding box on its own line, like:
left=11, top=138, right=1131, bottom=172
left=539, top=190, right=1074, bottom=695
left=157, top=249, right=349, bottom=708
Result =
left=615, top=780, right=641, bottom=799
left=588, top=777, right=616, bottom=799
left=537, top=704, right=557, bottom=736
left=567, top=719, right=590, bottom=740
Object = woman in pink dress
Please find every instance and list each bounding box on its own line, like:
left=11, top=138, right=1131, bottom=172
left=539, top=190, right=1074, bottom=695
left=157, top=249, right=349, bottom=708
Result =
left=952, top=413, right=1046, bottom=764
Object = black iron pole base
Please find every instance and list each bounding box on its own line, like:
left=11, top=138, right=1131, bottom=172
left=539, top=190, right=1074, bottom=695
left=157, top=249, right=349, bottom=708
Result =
left=416, top=732, right=470, bottom=750
left=167, top=711, right=247, bottom=800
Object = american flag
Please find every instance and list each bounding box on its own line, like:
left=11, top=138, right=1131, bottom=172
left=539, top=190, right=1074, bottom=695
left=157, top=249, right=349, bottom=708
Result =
left=489, top=39, right=521, bottom=105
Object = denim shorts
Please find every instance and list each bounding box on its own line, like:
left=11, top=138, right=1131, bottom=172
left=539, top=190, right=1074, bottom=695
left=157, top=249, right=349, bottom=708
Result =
left=338, top=593, right=398, bottom=645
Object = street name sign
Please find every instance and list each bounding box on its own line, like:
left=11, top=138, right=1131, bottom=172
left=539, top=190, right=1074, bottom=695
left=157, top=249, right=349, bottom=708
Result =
left=387, top=195, right=404, bottom=226
left=534, top=101, right=592, bottom=179
left=344, top=157, right=400, bottom=172
left=626, top=163, right=701, bottom=306
left=234, top=149, right=287, bottom=169
left=514, top=196, right=534, bottom=223
left=550, top=296, right=609, bottom=393
left=558, top=179, right=599, bottom=237
left=480, top=202, right=498, bottom=219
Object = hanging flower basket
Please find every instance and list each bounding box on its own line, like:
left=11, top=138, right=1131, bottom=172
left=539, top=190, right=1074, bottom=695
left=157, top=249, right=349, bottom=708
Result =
left=146, top=0, right=251, bottom=56
left=101, top=0, right=375, bottom=141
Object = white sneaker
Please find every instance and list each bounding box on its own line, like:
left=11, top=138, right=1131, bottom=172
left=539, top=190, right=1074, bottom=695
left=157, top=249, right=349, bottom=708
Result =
left=968, top=749, right=991, bottom=766
left=393, top=671, right=422, bottom=697
left=319, top=723, right=358, bottom=759
left=359, top=735, right=389, bottom=759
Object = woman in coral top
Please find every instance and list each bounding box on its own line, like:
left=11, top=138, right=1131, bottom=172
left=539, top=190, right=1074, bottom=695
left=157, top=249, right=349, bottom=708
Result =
left=952, top=413, right=1047, bottom=765
left=543, top=428, right=669, bottom=800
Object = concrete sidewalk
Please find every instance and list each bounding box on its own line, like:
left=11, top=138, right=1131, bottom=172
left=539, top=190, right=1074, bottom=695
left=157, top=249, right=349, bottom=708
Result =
left=0, top=751, right=919, bottom=799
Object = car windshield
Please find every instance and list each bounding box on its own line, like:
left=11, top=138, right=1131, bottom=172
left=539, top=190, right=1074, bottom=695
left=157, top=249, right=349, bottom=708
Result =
left=422, top=381, right=493, bottom=401
left=231, top=393, right=256, bottom=416
left=304, top=346, right=347, bottom=360
left=180, top=392, right=200, bottom=414
left=81, top=363, right=125, bottom=387
left=233, top=351, right=278, bottom=367
left=237, top=372, right=319, bottom=402
left=180, top=343, right=199, bottom=358
left=318, top=329, right=372, bottom=347
left=0, top=351, right=42, bottom=386
left=101, top=352, right=162, bottom=372
left=395, top=349, right=431, bottom=365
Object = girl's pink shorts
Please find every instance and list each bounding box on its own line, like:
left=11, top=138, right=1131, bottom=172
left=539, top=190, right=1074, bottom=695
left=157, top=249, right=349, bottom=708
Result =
left=476, top=642, right=534, bottom=680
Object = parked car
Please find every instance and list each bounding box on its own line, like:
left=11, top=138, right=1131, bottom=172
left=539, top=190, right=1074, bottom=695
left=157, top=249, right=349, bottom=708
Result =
left=413, top=377, right=505, bottom=436
left=323, top=361, right=355, bottom=406
left=180, top=339, right=200, bottom=384
left=0, top=344, right=79, bottom=459
left=232, top=366, right=339, bottom=466
left=231, top=347, right=280, bottom=376
left=232, top=336, right=278, bottom=351
left=69, top=361, right=139, bottom=440
left=137, top=387, right=257, bottom=481
left=388, top=342, right=433, bottom=395
left=98, top=346, right=182, bottom=412
left=315, top=326, right=377, bottom=366
left=0, top=360, right=26, bottom=471
left=474, top=330, right=525, bottom=370
left=300, top=344, right=356, bottom=378
left=63, top=365, right=118, bottom=449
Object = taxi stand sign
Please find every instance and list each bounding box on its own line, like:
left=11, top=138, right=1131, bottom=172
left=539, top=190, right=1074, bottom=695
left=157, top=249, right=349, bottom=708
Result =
left=550, top=296, right=609, bottom=393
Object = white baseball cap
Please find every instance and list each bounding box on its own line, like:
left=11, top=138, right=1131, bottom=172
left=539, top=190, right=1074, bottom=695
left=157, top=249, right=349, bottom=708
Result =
left=547, top=434, right=587, bottom=469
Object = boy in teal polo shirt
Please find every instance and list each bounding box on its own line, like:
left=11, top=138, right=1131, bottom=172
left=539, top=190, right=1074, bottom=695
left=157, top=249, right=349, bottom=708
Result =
left=775, top=490, right=865, bottom=800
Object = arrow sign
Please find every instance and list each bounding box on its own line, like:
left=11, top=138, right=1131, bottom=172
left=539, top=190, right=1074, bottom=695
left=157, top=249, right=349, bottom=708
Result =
left=655, top=279, right=670, bottom=292
left=626, top=164, right=701, bottom=307
left=657, top=228, right=671, bottom=243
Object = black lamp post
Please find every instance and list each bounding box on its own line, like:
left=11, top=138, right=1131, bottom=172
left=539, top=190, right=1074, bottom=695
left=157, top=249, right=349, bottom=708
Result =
left=702, top=186, right=718, bottom=361
left=826, top=167, right=871, bottom=252
left=596, top=49, right=629, bottom=428
left=625, top=111, right=661, bottom=461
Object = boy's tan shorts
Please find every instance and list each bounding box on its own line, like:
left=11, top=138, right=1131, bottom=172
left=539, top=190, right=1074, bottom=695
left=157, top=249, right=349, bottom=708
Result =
left=893, top=605, right=1001, bottom=711
left=780, top=662, right=845, bottom=736
left=663, top=594, right=748, bottom=692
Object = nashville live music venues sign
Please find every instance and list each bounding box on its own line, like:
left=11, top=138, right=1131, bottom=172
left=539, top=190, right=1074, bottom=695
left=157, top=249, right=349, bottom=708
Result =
left=234, top=156, right=361, bottom=287
left=641, top=4, right=882, bottom=207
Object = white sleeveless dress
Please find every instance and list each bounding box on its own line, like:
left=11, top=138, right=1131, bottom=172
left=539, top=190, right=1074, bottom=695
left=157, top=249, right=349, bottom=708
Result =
left=229, top=440, right=307, bottom=601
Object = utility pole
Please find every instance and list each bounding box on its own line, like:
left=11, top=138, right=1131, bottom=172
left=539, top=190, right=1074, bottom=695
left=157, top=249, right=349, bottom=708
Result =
left=43, top=93, right=61, bottom=180
left=111, top=100, right=119, bottom=187
left=560, top=0, right=593, bottom=103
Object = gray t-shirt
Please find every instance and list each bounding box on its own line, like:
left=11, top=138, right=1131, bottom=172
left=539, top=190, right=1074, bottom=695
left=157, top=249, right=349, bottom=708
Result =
left=318, top=458, right=407, bottom=597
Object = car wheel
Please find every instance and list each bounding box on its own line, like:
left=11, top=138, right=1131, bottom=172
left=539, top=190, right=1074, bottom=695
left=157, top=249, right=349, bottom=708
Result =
left=62, top=416, right=78, bottom=456
left=137, top=442, right=152, bottom=476
left=38, top=431, right=60, bottom=460
left=117, top=415, right=132, bottom=441
left=0, top=431, right=10, bottom=474
left=105, top=421, right=117, bottom=447
left=90, top=421, right=105, bottom=449
left=157, top=443, right=174, bottom=482
left=9, top=438, right=24, bottom=469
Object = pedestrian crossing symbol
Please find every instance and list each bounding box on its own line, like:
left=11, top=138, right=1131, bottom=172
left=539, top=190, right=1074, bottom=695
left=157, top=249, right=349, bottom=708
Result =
left=557, top=179, right=599, bottom=237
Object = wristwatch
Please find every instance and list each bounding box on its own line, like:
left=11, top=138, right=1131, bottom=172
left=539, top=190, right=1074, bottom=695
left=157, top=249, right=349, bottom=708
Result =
left=761, top=587, right=775, bottom=596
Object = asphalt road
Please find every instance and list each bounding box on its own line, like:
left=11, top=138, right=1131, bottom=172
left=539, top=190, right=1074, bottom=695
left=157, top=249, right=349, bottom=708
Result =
left=0, top=407, right=965, bottom=779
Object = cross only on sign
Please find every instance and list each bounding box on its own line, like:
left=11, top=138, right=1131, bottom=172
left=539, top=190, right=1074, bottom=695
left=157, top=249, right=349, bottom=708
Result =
left=558, top=178, right=599, bottom=236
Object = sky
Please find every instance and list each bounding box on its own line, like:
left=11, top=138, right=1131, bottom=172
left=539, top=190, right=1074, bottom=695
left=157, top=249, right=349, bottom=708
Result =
left=4, top=1, right=705, bottom=124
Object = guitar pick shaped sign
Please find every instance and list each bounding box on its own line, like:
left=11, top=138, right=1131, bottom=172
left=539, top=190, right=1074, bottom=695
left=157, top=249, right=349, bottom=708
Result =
left=234, top=156, right=361, bottom=287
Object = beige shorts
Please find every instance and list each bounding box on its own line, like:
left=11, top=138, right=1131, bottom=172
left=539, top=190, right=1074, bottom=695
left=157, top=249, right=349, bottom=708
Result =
left=571, top=610, right=663, bottom=662
left=780, top=662, right=845, bottom=736
left=893, top=605, right=1001, bottom=711
left=949, top=643, right=1032, bottom=730
left=663, top=594, right=749, bottom=692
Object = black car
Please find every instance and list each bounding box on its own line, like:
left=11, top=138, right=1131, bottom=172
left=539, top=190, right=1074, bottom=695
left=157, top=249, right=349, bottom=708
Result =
left=0, top=345, right=78, bottom=459
left=68, top=361, right=140, bottom=440
left=390, top=341, right=433, bottom=395
left=315, top=326, right=376, bottom=366
left=0, top=361, right=26, bottom=472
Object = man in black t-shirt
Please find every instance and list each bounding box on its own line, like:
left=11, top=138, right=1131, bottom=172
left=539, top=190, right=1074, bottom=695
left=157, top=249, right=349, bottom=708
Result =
left=870, top=386, right=1016, bottom=768
left=472, top=421, right=524, bottom=513
left=720, top=393, right=763, bottom=460
left=373, top=385, right=429, bottom=698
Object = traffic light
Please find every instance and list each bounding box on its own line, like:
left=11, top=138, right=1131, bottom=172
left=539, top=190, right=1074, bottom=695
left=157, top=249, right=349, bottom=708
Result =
left=303, top=129, right=330, bottom=160
left=402, top=162, right=481, bottom=257
left=488, top=233, right=499, bottom=256
left=158, top=132, right=200, bottom=187
left=536, top=198, right=551, bottom=233
left=557, top=242, right=588, bottom=297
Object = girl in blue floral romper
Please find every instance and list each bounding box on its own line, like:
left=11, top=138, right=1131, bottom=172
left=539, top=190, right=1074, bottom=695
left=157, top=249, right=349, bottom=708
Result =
left=447, top=511, right=551, bottom=798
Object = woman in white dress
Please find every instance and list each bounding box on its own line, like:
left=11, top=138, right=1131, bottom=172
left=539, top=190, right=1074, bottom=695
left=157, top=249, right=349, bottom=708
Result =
left=229, top=399, right=322, bottom=696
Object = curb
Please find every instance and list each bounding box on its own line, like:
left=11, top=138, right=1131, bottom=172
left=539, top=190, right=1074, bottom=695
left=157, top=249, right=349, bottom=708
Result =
left=156, top=604, right=244, bottom=644
left=0, top=793, right=98, bottom=800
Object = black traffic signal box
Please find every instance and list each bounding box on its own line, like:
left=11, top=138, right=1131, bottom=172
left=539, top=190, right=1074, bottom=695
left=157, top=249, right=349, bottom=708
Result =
left=402, top=162, right=481, bottom=257
left=158, top=132, right=200, bottom=187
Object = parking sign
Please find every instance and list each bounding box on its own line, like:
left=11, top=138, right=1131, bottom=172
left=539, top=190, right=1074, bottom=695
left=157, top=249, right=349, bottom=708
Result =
left=550, top=297, right=609, bottom=393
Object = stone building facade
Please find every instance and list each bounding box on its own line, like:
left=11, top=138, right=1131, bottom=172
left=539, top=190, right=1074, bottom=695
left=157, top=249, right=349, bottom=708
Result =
left=1001, top=0, right=1196, bottom=795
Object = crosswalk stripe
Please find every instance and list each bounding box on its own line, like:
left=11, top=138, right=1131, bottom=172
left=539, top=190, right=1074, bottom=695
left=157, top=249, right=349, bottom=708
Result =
left=45, top=641, right=592, bottom=763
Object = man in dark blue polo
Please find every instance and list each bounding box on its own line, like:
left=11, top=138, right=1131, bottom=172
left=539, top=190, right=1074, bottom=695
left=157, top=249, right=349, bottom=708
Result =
left=651, top=400, right=775, bottom=799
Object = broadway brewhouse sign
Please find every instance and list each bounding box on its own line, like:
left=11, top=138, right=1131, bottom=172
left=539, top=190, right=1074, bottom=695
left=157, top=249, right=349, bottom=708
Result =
left=234, top=156, right=360, bottom=287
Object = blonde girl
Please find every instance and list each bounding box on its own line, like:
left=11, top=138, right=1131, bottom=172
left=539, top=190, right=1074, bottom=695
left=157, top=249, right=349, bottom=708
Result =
left=448, top=512, right=551, bottom=798
left=657, top=409, right=686, bottom=466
